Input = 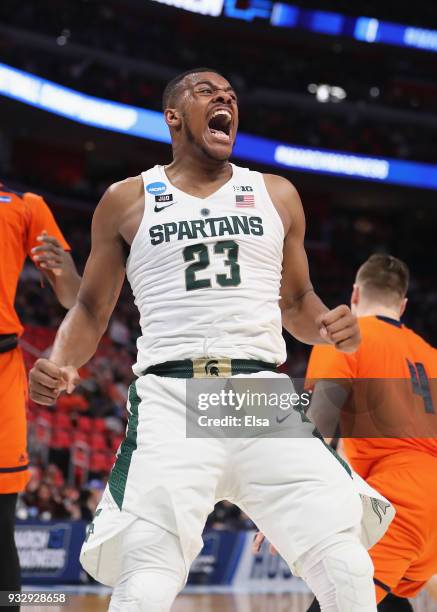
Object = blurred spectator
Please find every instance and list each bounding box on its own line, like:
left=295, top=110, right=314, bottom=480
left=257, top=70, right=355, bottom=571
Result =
left=18, top=466, right=106, bottom=522
left=109, top=316, right=131, bottom=348
left=80, top=480, right=105, bottom=522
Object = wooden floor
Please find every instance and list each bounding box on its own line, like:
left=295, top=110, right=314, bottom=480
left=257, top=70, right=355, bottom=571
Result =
left=28, top=591, right=437, bottom=611
left=170, top=593, right=313, bottom=612
left=30, top=593, right=313, bottom=611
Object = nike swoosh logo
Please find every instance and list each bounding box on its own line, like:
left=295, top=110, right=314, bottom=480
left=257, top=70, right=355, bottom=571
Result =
left=154, top=202, right=176, bottom=212
left=276, top=412, right=292, bottom=424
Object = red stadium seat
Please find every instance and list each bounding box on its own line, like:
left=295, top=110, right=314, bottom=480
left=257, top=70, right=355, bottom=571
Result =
left=56, top=393, right=89, bottom=413
left=89, top=432, right=107, bottom=451
left=71, top=441, right=90, bottom=464
left=89, top=450, right=108, bottom=474
left=53, top=413, right=71, bottom=430
left=70, top=441, right=90, bottom=486
left=111, top=434, right=124, bottom=453
left=77, top=416, right=92, bottom=432
left=105, top=453, right=115, bottom=472
left=72, top=430, right=89, bottom=444
left=50, top=429, right=72, bottom=449
left=37, top=409, right=54, bottom=427
left=93, top=418, right=107, bottom=433
left=27, top=399, right=40, bottom=414
left=35, top=417, right=52, bottom=446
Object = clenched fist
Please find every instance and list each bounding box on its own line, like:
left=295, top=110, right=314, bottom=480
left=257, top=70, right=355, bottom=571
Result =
left=29, top=358, right=80, bottom=405
left=316, top=305, right=360, bottom=353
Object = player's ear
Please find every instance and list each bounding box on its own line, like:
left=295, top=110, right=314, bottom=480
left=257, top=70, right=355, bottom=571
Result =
left=400, top=297, right=407, bottom=317
left=164, top=108, right=182, bottom=130
left=351, top=284, right=359, bottom=307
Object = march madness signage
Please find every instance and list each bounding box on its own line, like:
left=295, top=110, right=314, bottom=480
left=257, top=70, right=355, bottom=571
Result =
left=14, top=523, right=307, bottom=590
left=15, top=520, right=86, bottom=584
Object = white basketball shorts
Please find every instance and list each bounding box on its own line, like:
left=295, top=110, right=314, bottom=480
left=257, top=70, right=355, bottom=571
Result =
left=80, top=371, right=394, bottom=586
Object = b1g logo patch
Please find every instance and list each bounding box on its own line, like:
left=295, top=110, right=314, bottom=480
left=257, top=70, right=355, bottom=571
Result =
left=233, top=185, right=254, bottom=192
left=155, top=194, right=173, bottom=203
left=146, top=181, right=167, bottom=195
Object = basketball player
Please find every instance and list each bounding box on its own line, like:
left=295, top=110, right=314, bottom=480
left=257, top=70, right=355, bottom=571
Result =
left=303, top=255, right=437, bottom=610
left=0, top=183, right=80, bottom=603
left=29, top=69, right=393, bottom=612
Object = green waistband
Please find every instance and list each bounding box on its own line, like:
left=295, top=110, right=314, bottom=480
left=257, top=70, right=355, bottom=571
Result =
left=143, top=358, right=277, bottom=379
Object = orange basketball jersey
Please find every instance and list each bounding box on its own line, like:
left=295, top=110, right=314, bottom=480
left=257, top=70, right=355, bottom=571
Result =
left=0, top=184, right=70, bottom=336
left=306, top=315, right=437, bottom=467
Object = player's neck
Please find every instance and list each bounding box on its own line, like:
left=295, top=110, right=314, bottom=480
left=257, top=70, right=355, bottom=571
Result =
left=167, top=150, right=232, bottom=186
left=357, top=305, right=401, bottom=320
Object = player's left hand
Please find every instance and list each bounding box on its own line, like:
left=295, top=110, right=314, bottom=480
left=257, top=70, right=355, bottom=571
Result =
left=317, top=305, right=361, bottom=353
left=252, top=532, right=278, bottom=555
left=31, top=231, right=69, bottom=276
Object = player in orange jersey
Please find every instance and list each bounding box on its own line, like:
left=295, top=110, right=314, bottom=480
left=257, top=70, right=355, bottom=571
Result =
left=305, top=254, right=437, bottom=611
left=0, top=183, right=80, bottom=602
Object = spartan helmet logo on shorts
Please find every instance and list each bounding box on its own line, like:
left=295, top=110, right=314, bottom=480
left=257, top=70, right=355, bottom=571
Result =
left=205, top=359, right=220, bottom=376
left=370, top=498, right=391, bottom=524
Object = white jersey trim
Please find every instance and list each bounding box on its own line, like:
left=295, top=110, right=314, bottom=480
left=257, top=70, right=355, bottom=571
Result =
left=125, top=170, right=151, bottom=276
left=257, top=172, right=286, bottom=241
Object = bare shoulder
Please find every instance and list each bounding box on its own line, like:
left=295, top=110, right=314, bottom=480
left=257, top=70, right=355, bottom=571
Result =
left=262, top=173, right=303, bottom=234
left=94, top=175, right=144, bottom=229
left=263, top=173, right=298, bottom=197
left=102, top=175, right=144, bottom=210
left=92, top=176, right=144, bottom=245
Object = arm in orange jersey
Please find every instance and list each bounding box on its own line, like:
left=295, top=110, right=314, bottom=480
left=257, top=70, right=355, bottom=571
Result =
left=426, top=575, right=437, bottom=602
left=25, top=193, right=81, bottom=308
left=306, top=344, right=357, bottom=380
left=306, top=345, right=357, bottom=439
left=264, top=174, right=360, bottom=353
left=29, top=178, right=142, bottom=405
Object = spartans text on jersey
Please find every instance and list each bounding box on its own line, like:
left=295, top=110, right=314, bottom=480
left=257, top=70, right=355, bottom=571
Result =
left=149, top=215, right=264, bottom=245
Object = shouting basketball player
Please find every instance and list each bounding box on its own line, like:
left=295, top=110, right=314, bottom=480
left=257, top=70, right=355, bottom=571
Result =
left=29, top=69, right=393, bottom=612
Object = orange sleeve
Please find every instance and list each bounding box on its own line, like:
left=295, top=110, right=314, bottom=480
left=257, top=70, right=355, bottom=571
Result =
left=306, top=344, right=357, bottom=380
left=425, top=345, right=437, bottom=378
left=24, top=193, right=70, bottom=256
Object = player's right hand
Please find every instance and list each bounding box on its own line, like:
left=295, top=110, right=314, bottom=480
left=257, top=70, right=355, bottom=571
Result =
left=29, top=358, right=80, bottom=405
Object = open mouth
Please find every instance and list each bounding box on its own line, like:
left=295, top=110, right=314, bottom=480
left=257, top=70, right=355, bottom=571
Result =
left=207, top=109, right=232, bottom=142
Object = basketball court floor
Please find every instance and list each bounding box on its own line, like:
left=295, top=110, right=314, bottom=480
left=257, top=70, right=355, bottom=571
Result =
left=24, top=590, right=437, bottom=612
left=27, top=592, right=314, bottom=611
left=58, top=593, right=312, bottom=612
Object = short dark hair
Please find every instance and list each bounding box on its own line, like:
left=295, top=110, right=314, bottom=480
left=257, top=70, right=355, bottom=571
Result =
left=356, top=254, right=409, bottom=302
left=162, top=67, right=223, bottom=110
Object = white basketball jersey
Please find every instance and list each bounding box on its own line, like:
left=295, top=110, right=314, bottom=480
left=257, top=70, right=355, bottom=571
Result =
left=126, top=163, right=286, bottom=375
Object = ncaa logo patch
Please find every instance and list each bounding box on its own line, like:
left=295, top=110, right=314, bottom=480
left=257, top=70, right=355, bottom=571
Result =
left=146, top=182, right=167, bottom=195
left=0, top=195, right=12, bottom=203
